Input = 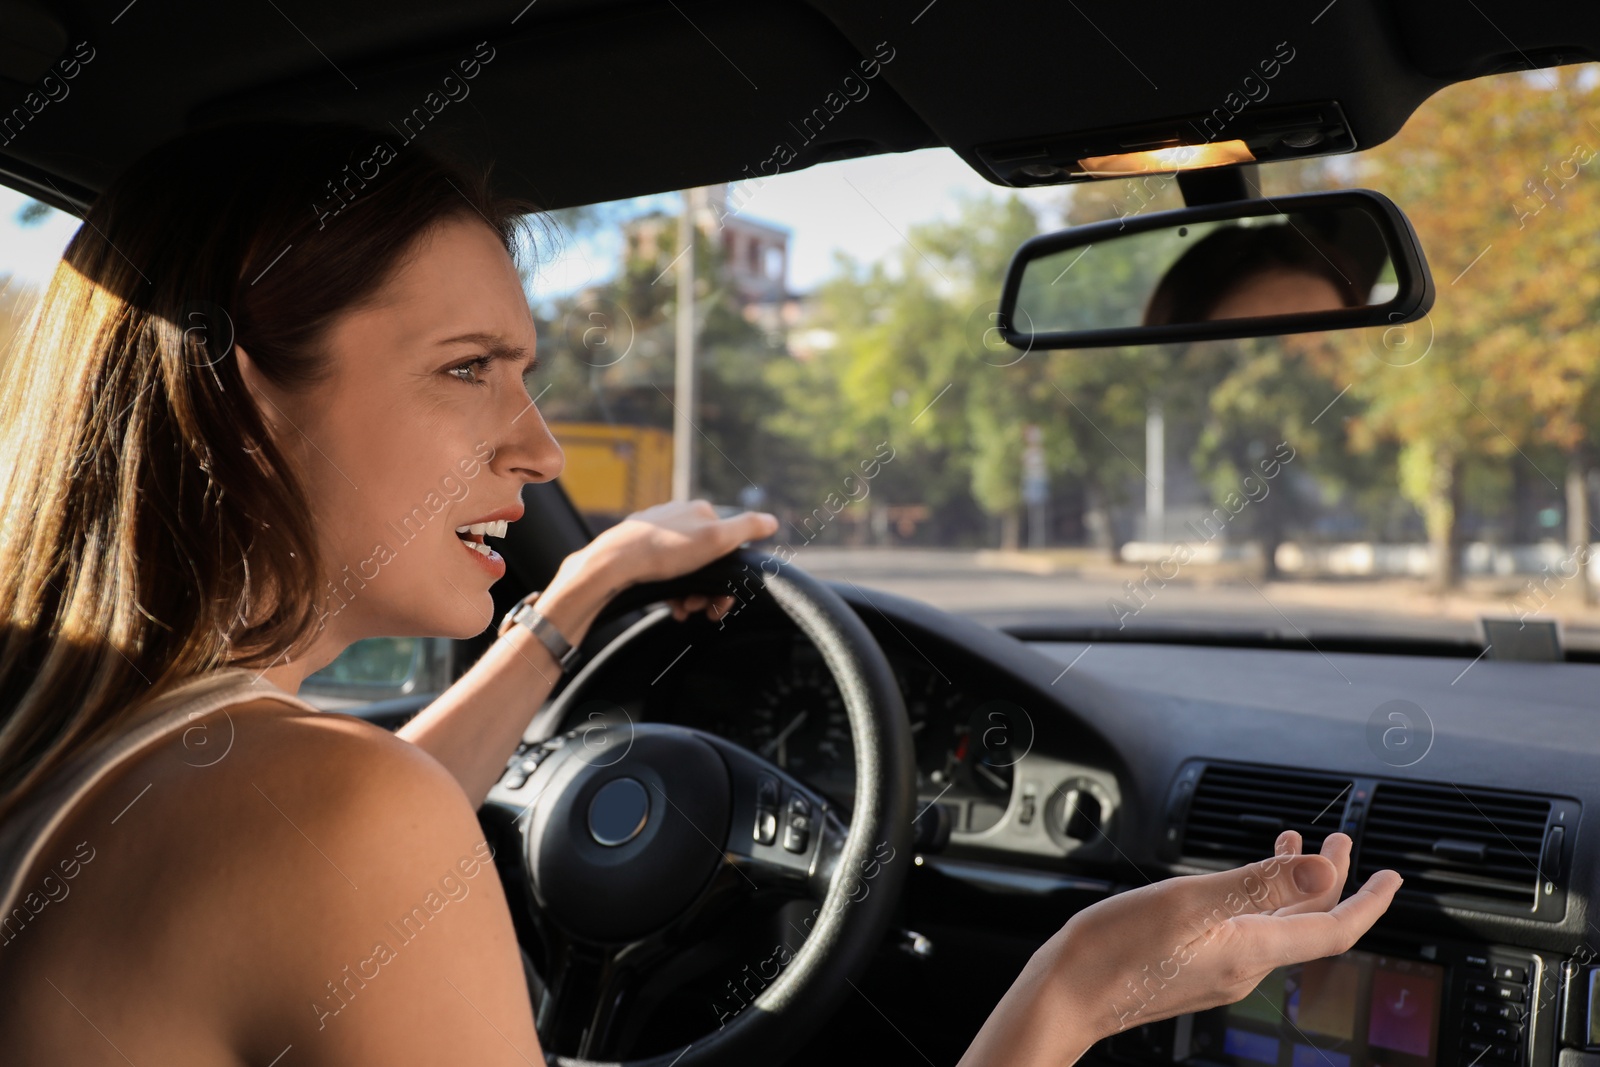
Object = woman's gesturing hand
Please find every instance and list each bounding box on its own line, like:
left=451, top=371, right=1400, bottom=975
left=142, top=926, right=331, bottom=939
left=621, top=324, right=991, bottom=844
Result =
left=958, top=831, right=1402, bottom=1067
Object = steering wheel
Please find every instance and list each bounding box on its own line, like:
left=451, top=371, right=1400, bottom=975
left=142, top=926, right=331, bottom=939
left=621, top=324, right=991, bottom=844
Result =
left=498, top=548, right=917, bottom=1067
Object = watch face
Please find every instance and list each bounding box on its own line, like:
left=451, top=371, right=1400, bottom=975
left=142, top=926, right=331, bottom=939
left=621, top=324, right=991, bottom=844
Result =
left=499, top=595, right=538, bottom=637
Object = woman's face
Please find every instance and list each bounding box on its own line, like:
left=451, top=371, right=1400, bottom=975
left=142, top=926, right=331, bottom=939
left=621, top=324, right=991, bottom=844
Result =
left=239, top=215, right=563, bottom=657
left=1206, top=267, right=1347, bottom=321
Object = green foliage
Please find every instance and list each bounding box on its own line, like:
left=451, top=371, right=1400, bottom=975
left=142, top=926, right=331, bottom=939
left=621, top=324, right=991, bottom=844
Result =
left=534, top=66, right=1600, bottom=565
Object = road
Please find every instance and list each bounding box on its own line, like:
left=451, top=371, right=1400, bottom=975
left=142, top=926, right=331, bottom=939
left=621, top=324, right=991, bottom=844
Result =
left=792, top=546, right=1600, bottom=649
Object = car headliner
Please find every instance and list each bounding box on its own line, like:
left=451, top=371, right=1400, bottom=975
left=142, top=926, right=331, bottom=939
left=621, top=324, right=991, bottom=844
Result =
left=2, top=0, right=1599, bottom=215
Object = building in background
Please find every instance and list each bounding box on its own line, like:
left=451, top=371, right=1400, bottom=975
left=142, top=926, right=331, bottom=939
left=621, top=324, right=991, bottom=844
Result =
left=618, top=185, right=822, bottom=355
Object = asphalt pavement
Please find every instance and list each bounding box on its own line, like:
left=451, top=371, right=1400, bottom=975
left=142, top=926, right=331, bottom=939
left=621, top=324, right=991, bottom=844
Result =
left=790, top=546, right=1600, bottom=649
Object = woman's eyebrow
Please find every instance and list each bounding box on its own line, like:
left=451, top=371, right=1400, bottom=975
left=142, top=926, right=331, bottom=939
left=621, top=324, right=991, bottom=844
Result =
left=438, top=331, right=539, bottom=370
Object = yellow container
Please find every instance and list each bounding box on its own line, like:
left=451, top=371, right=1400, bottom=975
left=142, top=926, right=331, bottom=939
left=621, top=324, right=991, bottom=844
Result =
left=547, top=422, right=674, bottom=521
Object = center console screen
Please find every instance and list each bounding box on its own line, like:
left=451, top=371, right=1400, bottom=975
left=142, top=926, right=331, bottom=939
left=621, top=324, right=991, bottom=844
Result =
left=1184, top=950, right=1445, bottom=1067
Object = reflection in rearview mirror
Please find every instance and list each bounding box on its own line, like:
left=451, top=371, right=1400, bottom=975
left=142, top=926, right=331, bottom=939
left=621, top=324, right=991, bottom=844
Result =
left=999, top=190, right=1432, bottom=350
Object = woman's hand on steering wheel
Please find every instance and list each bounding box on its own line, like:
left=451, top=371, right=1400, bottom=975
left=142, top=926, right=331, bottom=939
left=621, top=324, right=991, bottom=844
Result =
left=580, top=499, right=780, bottom=622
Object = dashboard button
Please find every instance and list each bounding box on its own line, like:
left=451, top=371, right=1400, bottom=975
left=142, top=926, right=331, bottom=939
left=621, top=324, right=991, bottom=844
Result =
left=755, top=810, right=777, bottom=846
left=1493, top=964, right=1527, bottom=984
left=1496, top=985, right=1525, bottom=1004
left=1019, top=796, right=1037, bottom=825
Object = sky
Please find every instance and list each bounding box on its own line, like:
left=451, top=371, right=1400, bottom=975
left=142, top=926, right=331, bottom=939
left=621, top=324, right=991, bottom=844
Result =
left=0, top=185, right=83, bottom=290
left=524, top=147, right=1072, bottom=300
left=0, top=146, right=1071, bottom=304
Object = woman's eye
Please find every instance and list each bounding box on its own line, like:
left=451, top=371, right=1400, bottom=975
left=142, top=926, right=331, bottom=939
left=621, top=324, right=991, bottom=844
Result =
left=449, top=356, right=493, bottom=386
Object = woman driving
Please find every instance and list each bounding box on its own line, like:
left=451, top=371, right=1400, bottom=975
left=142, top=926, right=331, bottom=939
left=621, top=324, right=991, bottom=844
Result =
left=0, top=120, right=1400, bottom=1065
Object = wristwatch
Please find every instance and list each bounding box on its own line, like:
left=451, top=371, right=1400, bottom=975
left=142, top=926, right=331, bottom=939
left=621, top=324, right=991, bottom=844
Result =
left=497, top=591, right=579, bottom=672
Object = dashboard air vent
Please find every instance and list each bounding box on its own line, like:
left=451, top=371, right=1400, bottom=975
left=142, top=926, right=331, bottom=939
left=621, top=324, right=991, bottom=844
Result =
left=1181, top=764, right=1352, bottom=864
left=1356, top=782, right=1550, bottom=911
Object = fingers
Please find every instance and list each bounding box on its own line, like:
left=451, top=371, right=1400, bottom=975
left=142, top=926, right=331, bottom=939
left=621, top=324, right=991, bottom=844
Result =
left=722, top=509, right=779, bottom=547
left=1177, top=832, right=1358, bottom=938
left=633, top=503, right=781, bottom=608
left=1274, top=832, right=1354, bottom=917
left=1234, top=868, right=1403, bottom=968
left=1183, top=849, right=1335, bottom=922
left=667, top=594, right=740, bottom=622
left=667, top=594, right=707, bottom=621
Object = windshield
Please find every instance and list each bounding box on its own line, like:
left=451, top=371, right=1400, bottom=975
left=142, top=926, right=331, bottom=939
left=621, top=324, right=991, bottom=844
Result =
left=509, top=62, right=1600, bottom=652
left=2, top=64, right=1597, bottom=657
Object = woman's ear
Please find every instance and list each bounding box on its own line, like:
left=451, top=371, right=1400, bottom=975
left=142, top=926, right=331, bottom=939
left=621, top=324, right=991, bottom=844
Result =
left=234, top=341, right=264, bottom=401
left=234, top=342, right=289, bottom=444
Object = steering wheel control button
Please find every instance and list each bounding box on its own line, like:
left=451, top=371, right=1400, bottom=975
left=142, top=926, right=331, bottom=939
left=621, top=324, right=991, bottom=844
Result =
left=500, top=741, right=563, bottom=790
left=782, top=812, right=810, bottom=853
left=787, top=793, right=811, bottom=817
left=753, top=774, right=787, bottom=845
left=588, top=777, right=650, bottom=846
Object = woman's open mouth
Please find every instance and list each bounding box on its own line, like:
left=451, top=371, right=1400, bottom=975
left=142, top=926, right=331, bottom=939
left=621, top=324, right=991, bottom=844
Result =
left=454, top=519, right=509, bottom=560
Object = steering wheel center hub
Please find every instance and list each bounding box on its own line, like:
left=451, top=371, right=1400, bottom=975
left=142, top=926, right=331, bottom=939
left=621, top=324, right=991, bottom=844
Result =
left=588, top=777, right=650, bottom=846
left=525, top=727, right=732, bottom=942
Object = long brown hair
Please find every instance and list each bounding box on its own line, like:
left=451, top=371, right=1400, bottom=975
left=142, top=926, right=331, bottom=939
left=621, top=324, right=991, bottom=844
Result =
left=0, top=120, right=539, bottom=819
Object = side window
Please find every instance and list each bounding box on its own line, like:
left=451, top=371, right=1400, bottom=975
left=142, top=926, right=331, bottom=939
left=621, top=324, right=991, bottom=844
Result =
left=299, top=636, right=456, bottom=711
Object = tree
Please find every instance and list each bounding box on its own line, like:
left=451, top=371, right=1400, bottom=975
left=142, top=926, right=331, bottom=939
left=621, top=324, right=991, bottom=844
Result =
left=1310, top=66, right=1600, bottom=590
left=530, top=201, right=808, bottom=516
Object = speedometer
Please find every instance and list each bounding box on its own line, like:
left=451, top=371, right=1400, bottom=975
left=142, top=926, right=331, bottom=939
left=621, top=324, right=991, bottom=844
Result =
left=746, top=659, right=851, bottom=782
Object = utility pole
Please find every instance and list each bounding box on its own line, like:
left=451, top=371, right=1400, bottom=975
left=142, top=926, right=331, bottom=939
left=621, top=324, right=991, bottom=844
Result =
left=1145, top=399, right=1165, bottom=541
left=672, top=187, right=699, bottom=502
left=1022, top=424, right=1049, bottom=548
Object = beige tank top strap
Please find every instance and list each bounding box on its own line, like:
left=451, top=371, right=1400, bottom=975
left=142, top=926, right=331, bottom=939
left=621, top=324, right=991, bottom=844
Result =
left=0, top=667, right=321, bottom=922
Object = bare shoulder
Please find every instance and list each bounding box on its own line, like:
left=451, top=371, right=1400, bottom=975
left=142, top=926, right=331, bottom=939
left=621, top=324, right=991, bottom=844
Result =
left=0, top=698, right=542, bottom=1066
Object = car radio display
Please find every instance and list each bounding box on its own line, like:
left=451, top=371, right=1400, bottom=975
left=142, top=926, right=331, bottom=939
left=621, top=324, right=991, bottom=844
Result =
left=1186, top=951, right=1444, bottom=1067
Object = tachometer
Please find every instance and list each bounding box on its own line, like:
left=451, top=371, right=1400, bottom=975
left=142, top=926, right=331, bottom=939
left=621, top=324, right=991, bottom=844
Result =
left=899, top=660, right=1025, bottom=804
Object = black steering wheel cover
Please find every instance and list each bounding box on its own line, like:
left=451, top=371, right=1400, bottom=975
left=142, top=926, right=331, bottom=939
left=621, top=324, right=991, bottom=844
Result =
left=544, top=548, right=917, bottom=1067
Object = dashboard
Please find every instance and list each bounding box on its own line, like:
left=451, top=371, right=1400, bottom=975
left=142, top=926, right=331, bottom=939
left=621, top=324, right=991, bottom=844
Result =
left=649, top=630, right=1022, bottom=831
left=525, top=580, right=1600, bottom=1067
left=536, top=598, right=1128, bottom=867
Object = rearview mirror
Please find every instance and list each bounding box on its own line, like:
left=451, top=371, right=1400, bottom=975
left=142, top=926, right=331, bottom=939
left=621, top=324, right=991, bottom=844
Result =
left=996, top=189, right=1434, bottom=350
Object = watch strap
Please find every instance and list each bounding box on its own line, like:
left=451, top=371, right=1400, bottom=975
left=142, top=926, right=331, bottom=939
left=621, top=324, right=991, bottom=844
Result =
left=499, top=593, right=579, bottom=671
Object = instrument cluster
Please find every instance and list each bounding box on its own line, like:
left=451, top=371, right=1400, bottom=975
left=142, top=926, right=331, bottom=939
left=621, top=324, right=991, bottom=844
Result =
left=651, top=631, right=1029, bottom=828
